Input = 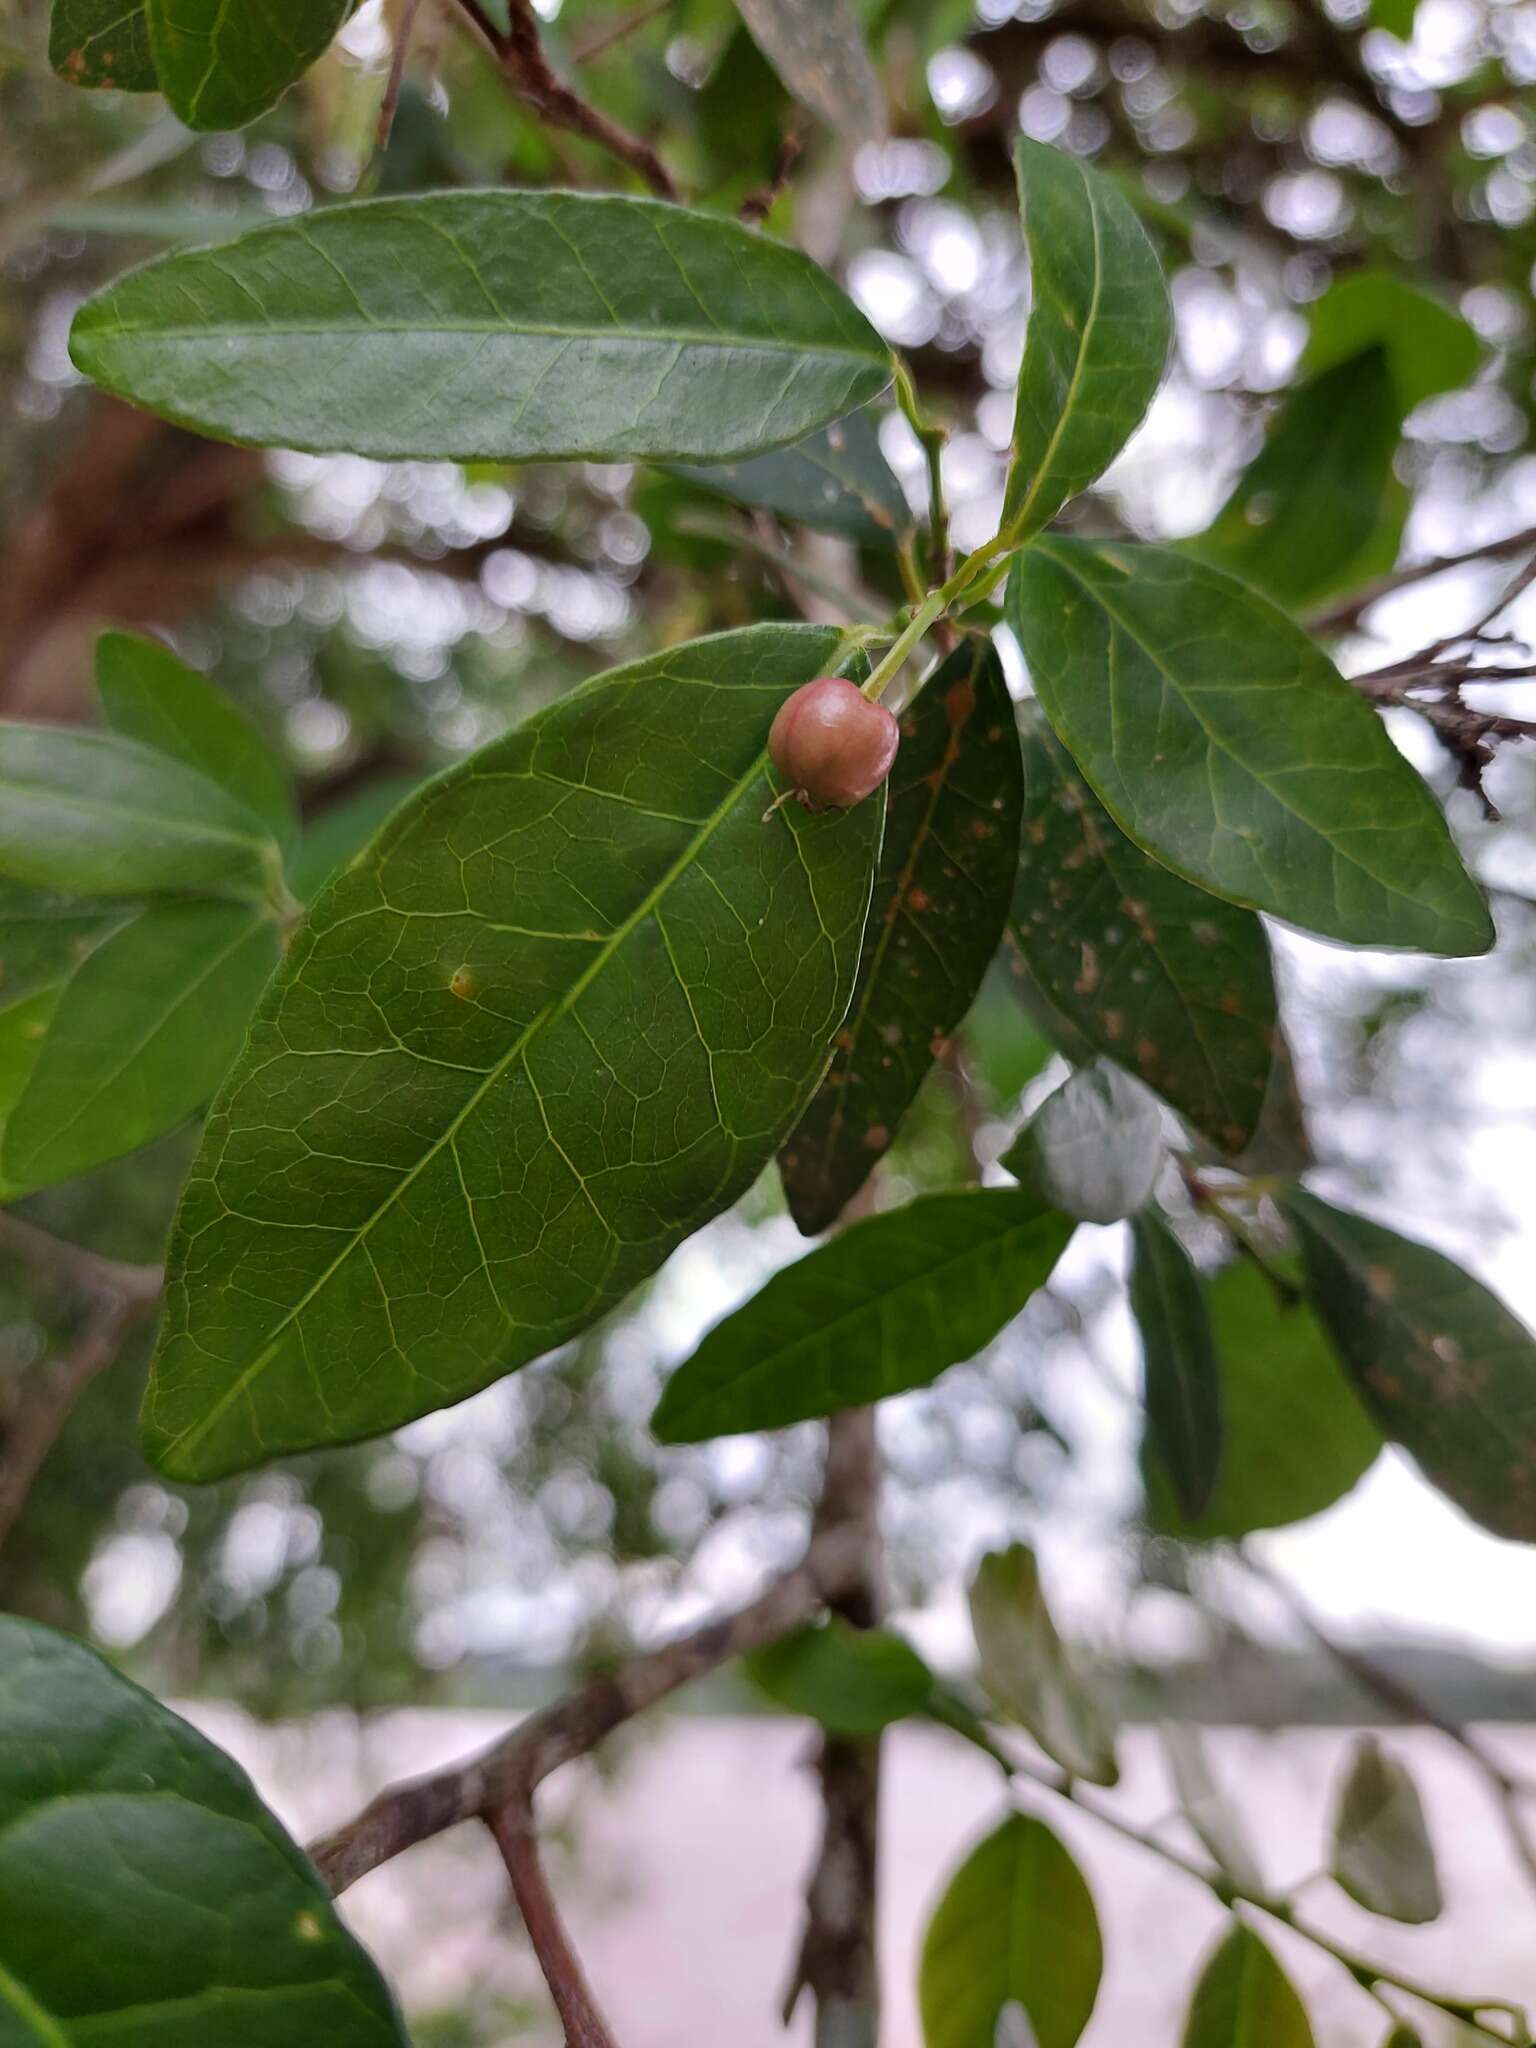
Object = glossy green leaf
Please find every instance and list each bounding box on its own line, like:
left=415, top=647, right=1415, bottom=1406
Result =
left=96, top=631, right=297, bottom=856
left=1180, top=1927, right=1315, bottom=2048
left=1010, top=539, right=1493, bottom=957
left=290, top=773, right=429, bottom=902
left=1008, top=708, right=1279, bottom=1154
left=70, top=192, right=893, bottom=465
left=1002, top=1060, right=1165, bottom=1225
left=143, top=625, right=881, bottom=1482
left=1002, top=139, right=1171, bottom=548
left=1329, top=1734, right=1442, bottom=1924
left=0, top=724, right=280, bottom=904
left=670, top=407, right=912, bottom=545
left=2, top=899, right=279, bottom=1190
left=1130, top=1211, right=1221, bottom=1521
left=1197, top=350, right=1406, bottom=611
left=1305, top=272, right=1478, bottom=412
left=1283, top=1189, right=1536, bottom=1542
left=781, top=642, right=1024, bottom=1233
left=1163, top=1722, right=1265, bottom=1897
left=653, top=1187, right=1073, bottom=1443
left=732, top=0, right=886, bottom=142
left=1144, top=1258, right=1379, bottom=1540
left=968, top=1543, right=1118, bottom=1785
left=919, top=1812, right=1103, bottom=2048
left=746, top=1619, right=933, bottom=1734
left=0, top=1615, right=407, bottom=2046
left=50, top=0, right=157, bottom=89
left=145, top=0, right=351, bottom=131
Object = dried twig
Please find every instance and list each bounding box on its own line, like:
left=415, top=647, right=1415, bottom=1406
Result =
left=447, top=0, right=678, bottom=199
left=1308, top=526, right=1536, bottom=637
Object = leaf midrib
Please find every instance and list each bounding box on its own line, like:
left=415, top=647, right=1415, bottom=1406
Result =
left=1004, top=152, right=1105, bottom=541
left=1036, top=542, right=1472, bottom=937
left=0, top=1954, right=68, bottom=2047
left=163, top=733, right=787, bottom=1469
left=84, top=317, right=884, bottom=363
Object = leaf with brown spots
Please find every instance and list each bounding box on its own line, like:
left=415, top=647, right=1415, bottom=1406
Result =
left=50, top=0, right=158, bottom=91
left=780, top=640, right=1023, bottom=1234
left=1008, top=708, right=1279, bottom=1155
left=1283, top=1189, right=1536, bottom=1542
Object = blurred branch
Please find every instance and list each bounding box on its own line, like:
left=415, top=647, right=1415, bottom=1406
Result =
left=309, top=1515, right=870, bottom=1893
left=1241, top=1546, right=1536, bottom=1893
left=446, top=0, right=679, bottom=199
left=488, top=1798, right=618, bottom=2048
left=1308, top=528, right=1536, bottom=638
left=570, top=1, right=674, bottom=66
left=0, top=1215, right=162, bottom=1557
left=783, top=1406, right=885, bottom=2047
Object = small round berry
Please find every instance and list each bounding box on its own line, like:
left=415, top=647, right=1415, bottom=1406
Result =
left=767, top=676, right=900, bottom=811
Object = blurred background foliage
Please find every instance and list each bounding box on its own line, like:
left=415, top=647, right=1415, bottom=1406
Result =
left=3, top=0, right=1536, bottom=1745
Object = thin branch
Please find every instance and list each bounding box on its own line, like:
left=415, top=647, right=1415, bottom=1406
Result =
left=1308, top=527, right=1536, bottom=637
left=447, top=0, right=679, bottom=199
left=488, top=1797, right=618, bottom=2048
left=740, top=126, right=806, bottom=225
left=570, top=0, right=674, bottom=67
left=782, top=1407, right=884, bottom=2043
left=1241, top=1546, right=1536, bottom=1892
left=376, top=0, right=427, bottom=155
left=0, top=1218, right=162, bottom=1556
left=310, top=1517, right=868, bottom=1894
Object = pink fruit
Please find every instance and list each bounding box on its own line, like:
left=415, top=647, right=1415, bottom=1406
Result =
left=767, top=676, right=900, bottom=811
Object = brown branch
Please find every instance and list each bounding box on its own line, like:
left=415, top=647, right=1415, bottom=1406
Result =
left=310, top=1516, right=868, bottom=1893
left=447, top=0, right=679, bottom=199
left=569, top=0, right=674, bottom=66
left=488, top=1798, right=618, bottom=2048
left=1308, top=527, right=1536, bottom=637
left=0, top=1216, right=162, bottom=1556
left=782, top=1405, right=884, bottom=2042
left=376, top=0, right=427, bottom=154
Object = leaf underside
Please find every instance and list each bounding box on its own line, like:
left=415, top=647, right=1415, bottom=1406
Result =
left=670, top=406, right=912, bottom=546
left=143, top=625, right=881, bottom=1481
left=70, top=191, right=893, bottom=465
left=780, top=640, right=1024, bottom=1234
left=1008, top=707, right=1279, bottom=1155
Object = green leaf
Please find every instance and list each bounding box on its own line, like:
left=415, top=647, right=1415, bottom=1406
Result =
left=652, top=1187, right=1074, bottom=1443
left=0, top=885, right=129, bottom=1196
left=1305, top=272, right=1478, bottom=412
left=1370, top=0, right=1419, bottom=35
left=0, top=1615, right=407, bottom=2046
left=1010, top=538, right=1493, bottom=957
left=1163, top=1722, right=1265, bottom=1896
left=70, top=192, right=893, bottom=465
left=290, top=773, right=429, bottom=902
left=745, top=1620, right=934, bottom=1734
left=732, top=0, right=886, bottom=142
left=142, top=625, right=881, bottom=1482
left=1002, top=139, right=1171, bottom=548
left=1197, top=349, right=1406, bottom=611
left=1282, top=1188, right=1536, bottom=1542
left=1008, top=707, right=1280, bottom=1154
left=145, top=0, right=351, bottom=131
left=968, top=1543, right=1118, bottom=1785
left=1002, top=1060, right=1165, bottom=1225
left=780, top=642, right=1024, bottom=1233
left=0, top=724, right=281, bottom=904
left=50, top=0, right=157, bottom=89
left=2, top=899, right=279, bottom=1190
left=1145, top=1257, right=1379, bottom=1540
left=96, top=632, right=298, bottom=857
left=919, top=1812, right=1103, bottom=2048
left=1130, top=1211, right=1221, bottom=1522
left=669, top=407, right=912, bottom=546
left=1180, top=1927, right=1315, bottom=2048
left=1329, top=1734, right=1443, bottom=1924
